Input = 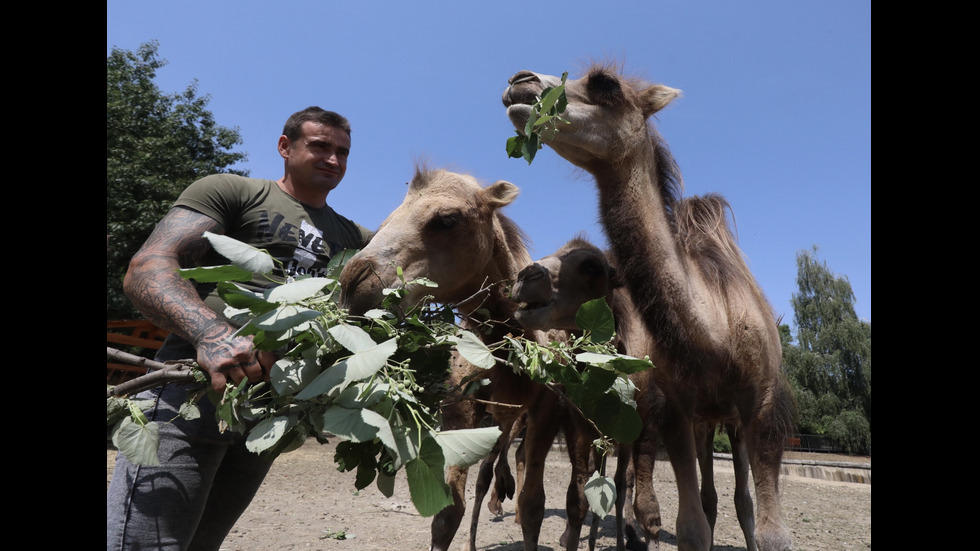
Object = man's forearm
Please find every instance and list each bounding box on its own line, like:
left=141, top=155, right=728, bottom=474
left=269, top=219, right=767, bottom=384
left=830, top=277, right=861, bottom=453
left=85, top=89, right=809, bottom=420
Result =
left=123, top=207, right=232, bottom=347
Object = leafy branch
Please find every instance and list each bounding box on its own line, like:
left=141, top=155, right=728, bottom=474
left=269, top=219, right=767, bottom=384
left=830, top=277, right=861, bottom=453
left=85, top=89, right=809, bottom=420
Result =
left=506, top=71, right=569, bottom=164
left=106, top=231, right=651, bottom=518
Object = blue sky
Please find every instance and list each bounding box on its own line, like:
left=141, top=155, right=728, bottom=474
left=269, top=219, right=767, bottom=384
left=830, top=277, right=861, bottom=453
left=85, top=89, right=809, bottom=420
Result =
left=108, top=1, right=871, bottom=329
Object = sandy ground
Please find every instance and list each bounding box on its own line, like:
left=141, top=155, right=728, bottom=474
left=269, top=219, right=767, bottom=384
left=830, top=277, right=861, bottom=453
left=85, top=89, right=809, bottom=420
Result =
left=107, top=438, right=870, bottom=551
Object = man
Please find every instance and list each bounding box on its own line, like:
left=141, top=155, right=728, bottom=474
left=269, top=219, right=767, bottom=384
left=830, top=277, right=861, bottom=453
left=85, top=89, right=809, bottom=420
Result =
left=107, top=107, right=372, bottom=551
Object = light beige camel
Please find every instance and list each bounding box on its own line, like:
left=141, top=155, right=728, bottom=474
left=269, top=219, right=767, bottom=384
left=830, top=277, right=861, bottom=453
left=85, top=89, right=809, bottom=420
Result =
left=339, top=167, right=599, bottom=551
left=512, top=233, right=759, bottom=550
left=503, top=65, right=795, bottom=551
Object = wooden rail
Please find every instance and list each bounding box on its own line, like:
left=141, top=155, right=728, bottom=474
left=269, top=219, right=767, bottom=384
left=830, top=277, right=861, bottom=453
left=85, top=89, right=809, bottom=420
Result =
left=107, top=320, right=169, bottom=384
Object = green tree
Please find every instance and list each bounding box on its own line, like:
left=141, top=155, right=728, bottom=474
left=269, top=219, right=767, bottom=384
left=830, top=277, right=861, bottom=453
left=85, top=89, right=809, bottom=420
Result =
left=107, top=41, right=248, bottom=319
left=783, top=246, right=871, bottom=454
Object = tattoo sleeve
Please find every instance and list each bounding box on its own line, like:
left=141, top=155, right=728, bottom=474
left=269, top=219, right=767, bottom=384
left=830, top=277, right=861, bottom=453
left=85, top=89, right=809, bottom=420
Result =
left=123, top=207, right=232, bottom=347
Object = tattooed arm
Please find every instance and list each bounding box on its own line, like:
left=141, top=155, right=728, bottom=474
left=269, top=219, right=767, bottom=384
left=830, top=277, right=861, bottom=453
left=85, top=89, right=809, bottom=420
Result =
left=123, top=206, right=272, bottom=391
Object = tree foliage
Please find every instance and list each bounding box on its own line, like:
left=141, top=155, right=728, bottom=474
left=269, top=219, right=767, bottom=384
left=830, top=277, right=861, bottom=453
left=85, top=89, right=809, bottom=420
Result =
left=783, top=246, right=871, bottom=454
left=107, top=41, right=248, bottom=319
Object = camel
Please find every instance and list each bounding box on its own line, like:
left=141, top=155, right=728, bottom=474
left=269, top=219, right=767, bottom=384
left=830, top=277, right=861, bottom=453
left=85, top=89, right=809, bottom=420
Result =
left=511, top=233, right=760, bottom=550
left=502, top=65, right=796, bottom=551
left=338, top=166, right=599, bottom=551
left=511, top=236, right=663, bottom=551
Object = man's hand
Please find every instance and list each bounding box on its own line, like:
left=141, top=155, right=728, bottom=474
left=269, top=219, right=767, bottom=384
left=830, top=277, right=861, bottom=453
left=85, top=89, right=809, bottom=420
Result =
left=196, top=328, right=276, bottom=392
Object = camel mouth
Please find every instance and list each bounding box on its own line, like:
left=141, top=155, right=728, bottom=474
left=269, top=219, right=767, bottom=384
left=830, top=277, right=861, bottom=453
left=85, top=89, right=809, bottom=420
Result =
left=514, top=298, right=552, bottom=315
left=516, top=300, right=542, bottom=311
left=503, top=72, right=543, bottom=109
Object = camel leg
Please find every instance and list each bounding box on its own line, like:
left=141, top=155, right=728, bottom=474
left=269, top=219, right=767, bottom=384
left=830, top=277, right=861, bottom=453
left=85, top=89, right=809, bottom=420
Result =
left=696, top=422, right=718, bottom=542
left=744, top=417, right=792, bottom=551
left=558, top=415, right=596, bottom=551
left=517, top=402, right=562, bottom=551
left=490, top=416, right=523, bottom=516
left=431, top=376, right=481, bottom=551
left=465, top=419, right=514, bottom=551
left=727, top=424, right=757, bottom=551
left=662, top=406, right=711, bottom=551
left=613, top=444, right=632, bottom=550
left=631, top=426, right=662, bottom=551
left=430, top=464, right=469, bottom=551
left=513, top=432, right=527, bottom=524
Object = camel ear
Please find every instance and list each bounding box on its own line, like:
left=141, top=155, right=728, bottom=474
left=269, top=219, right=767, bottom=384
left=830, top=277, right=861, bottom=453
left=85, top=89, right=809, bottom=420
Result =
left=485, top=180, right=520, bottom=208
left=641, top=85, right=682, bottom=118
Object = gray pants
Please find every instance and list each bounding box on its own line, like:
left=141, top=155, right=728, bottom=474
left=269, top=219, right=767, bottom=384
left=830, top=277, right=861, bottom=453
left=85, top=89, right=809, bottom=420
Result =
left=107, top=338, right=273, bottom=551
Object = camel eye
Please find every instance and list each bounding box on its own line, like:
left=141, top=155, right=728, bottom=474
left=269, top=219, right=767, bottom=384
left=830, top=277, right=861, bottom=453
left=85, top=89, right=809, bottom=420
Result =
left=578, top=257, right=605, bottom=278
left=426, top=212, right=461, bottom=232
left=587, top=72, right=622, bottom=105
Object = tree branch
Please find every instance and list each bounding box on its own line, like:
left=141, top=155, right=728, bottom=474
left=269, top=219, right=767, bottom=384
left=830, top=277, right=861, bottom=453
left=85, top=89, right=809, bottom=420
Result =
left=107, top=347, right=200, bottom=398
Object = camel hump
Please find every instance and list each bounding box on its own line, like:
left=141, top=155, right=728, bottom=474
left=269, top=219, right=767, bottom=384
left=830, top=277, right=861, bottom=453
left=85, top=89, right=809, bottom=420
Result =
left=674, top=193, right=755, bottom=288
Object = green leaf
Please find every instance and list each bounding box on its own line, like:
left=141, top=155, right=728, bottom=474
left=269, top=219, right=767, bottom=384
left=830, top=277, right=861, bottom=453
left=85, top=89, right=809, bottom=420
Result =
left=533, top=114, right=555, bottom=128
left=591, top=393, right=642, bottom=443
left=251, top=304, right=321, bottom=331
left=584, top=472, right=617, bottom=517
left=506, top=135, right=526, bottom=159
left=605, top=356, right=654, bottom=375
left=404, top=436, right=454, bottom=517
left=539, top=86, right=564, bottom=113
left=270, top=354, right=319, bottom=395
left=297, top=338, right=396, bottom=399
left=448, top=331, right=495, bottom=369
left=375, top=418, right=422, bottom=470
left=216, top=281, right=271, bottom=310
left=178, top=401, right=201, bottom=421
left=112, top=417, right=161, bottom=466
left=524, top=110, right=539, bottom=138
left=328, top=324, right=378, bottom=353
left=266, top=277, right=333, bottom=303
left=295, top=360, right=348, bottom=400
left=179, top=264, right=253, bottom=283
left=346, top=338, right=398, bottom=381
left=320, top=406, right=386, bottom=443
left=434, top=427, right=502, bottom=468
left=376, top=470, right=396, bottom=497
left=203, top=231, right=276, bottom=274
left=524, top=133, right=540, bottom=164
left=355, top=459, right=378, bottom=490
left=245, top=414, right=300, bottom=454
left=576, top=298, right=617, bottom=343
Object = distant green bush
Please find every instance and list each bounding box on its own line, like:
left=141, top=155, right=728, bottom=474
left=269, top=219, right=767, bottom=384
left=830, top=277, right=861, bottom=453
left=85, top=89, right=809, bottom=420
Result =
left=712, top=427, right=731, bottom=453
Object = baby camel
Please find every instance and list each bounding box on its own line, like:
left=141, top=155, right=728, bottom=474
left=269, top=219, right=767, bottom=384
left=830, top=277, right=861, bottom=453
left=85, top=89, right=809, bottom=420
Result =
left=512, top=232, right=758, bottom=550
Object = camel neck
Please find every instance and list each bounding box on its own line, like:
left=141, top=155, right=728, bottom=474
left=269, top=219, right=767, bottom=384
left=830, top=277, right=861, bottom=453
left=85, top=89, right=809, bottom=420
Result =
left=591, top=157, right=720, bottom=358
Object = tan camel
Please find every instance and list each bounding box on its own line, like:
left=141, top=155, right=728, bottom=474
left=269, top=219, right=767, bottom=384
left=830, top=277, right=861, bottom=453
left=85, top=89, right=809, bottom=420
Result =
left=503, top=65, right=795, bottom=551
left=512, top=233, right=759, bottom=550
left=511, top=236, right=663, bottom=551
left=339, top=167, right=598, bottom=551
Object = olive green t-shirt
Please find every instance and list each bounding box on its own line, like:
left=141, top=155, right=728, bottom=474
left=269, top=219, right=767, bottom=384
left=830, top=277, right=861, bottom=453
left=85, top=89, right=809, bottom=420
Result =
left=174, top=173, right=372, bottom=292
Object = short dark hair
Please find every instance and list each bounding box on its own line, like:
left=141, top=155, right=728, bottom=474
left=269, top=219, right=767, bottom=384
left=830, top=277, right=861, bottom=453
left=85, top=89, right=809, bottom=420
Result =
left=282, top=107, right=351, bottom=140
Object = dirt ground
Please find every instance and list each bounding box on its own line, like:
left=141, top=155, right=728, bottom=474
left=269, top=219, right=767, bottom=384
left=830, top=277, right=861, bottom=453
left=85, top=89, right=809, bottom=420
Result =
left=107, top=438, right=870, bottom=551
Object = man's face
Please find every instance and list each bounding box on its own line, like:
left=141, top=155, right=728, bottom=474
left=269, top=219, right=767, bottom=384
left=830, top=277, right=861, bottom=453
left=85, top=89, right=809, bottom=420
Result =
left=281, top=121, right=351, bottom=194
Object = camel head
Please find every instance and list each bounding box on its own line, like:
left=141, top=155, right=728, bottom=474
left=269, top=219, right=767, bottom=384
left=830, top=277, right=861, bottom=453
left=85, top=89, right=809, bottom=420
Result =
left=502, top=65, right=681, bottom=170
left=339, top=167, right=525, bottom=316
left=511, top=237, right=620, bottom=333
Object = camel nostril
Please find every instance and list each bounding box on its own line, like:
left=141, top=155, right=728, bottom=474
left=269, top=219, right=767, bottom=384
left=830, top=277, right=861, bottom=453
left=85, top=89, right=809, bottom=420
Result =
left=508, top=71, right=538, bottom=86
left=517, top=264, right=546, bottom=283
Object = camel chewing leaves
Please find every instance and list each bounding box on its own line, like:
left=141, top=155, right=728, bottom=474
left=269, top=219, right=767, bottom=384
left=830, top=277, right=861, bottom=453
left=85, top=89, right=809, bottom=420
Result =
left=506, top=71, right=569, bottom=164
